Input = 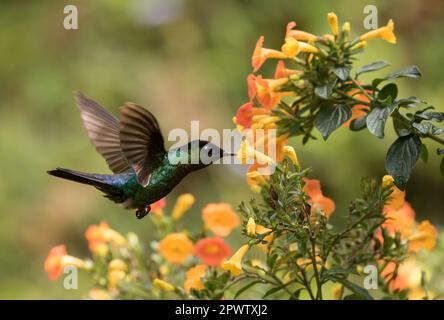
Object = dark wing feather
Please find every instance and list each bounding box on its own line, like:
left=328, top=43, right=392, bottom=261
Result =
left=119, top=103, right=166, bottom=187
left=74, top=91, right=130, bottom=174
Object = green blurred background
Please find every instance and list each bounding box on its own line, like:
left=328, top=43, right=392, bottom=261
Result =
left=0, top=0, right=443, bottom=298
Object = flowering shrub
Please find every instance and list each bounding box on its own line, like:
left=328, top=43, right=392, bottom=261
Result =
left=45, top=12, right=443, bottom=300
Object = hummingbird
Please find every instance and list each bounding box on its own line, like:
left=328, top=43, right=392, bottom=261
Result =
left=48, top=92, right=233, bottom=219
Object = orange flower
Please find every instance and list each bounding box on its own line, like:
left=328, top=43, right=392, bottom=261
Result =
left=381, top=259, right=422, bottom=291
left=44, top=245, right=85, bottom=280
left=274, top=60, right=301, bottom=79
left=252, top=36, right=287, bottom=72
left=85, top=221, right=126, bottom=254
left=184, top=264, right=207, bottom=293
left=343, top=91, right=370, bottom=128
left=151, top=198, right=166, bottom=217
left=202, top=203, right=240, bottom=237
left=382, top=202, right=416, bottom=239
left=248, top=74, right=287, bottom=109
left=194, top=237, right=232, bottom=266
left=408, top=220, right=437, bottom=252
left=158, top=233, right=194, bottom=265
left=285, top=21, right=317, bottom=42
left=382, top=175, right=405, bottom=210
left=303, top=179, right=335, bottom=218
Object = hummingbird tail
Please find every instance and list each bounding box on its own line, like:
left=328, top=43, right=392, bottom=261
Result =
left=47, top=168, right=126, bottom=203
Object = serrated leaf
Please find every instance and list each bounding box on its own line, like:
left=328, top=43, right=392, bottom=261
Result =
left=356, top=61, right=390, bottom=76
left=315, top=105, right=352, bottom=140
left=334, top=67, right=351, bottom=81
left=385, top=134, right=422, bottom=190
left=366, top=105, right=393, bottom=138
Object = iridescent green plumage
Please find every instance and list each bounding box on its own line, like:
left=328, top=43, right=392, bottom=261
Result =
left=48, top=92, right=231, bottom=219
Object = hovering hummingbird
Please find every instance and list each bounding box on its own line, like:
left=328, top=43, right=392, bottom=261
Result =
left=48, top=92, right=233, bottom=219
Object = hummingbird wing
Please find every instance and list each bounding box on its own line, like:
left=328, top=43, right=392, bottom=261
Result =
left=119, top=103, right=166, bottom=187
left=74, top=92, right=131, bottom=174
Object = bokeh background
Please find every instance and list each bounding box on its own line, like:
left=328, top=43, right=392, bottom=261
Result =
left=0, top=0, right=443, bottom=299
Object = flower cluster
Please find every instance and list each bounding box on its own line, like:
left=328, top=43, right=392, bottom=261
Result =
left=44, top=195, right=241, bottom=299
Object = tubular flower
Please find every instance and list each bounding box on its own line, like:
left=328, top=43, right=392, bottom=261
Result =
left=151, top=198, right=166, bottom=218
left=342, top=22, right=350, bottom=33
left=255, top=225, right=273, bottom=252
left=283, top=145, right=299, bottom=166
left=237, top=139, right=275, bottom=166
left=246, top=217, right=256, bottom=235
left=202, top=203, right=240, bottom=237
left=153, top=278, right=176, bottom=292
left=234, top=103, right=270, bottom=132
left=44, top=245, right=85, bottom=280
left=274, top=60, right=301, bottom=79
left=158, top=233, right=194, bottom=265
left=281, top=37, right=300, bottom=57
left=382, top=175, right=405, bottom=210
left=359, top=19, right=396, bottom=44
left=246, top=163, right=270, bottom=193
left=184, top=264, right=207, bottom=293
left=252, top=36, right=287, bottom=72
left=408, top=220, right=437, bottom=252
left=85, top=221, right=126, bottom=254
left=171, top=193, right=195, bottom=221
left=350, top=40, right=367, bottom=51
left=381, top=259, right=423, bottom=292
left=303, top=179, right=335, bottom=218
left=194, top=237, right=232, bottom=266
left=286, top=21, right=317, bottom=42
left=332, top=284, right=343, bottom=300
left=107, top=259, right=128, bottom=289
left=327, top=12, right=339, bottom=36
left=222, top=244, right=250, bottom=276
left=248, top=75, right=289, bottom=109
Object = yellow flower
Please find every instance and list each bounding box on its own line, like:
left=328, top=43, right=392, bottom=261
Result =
left=359, top=19, right=396, bottom=44
left=327, top=12, right=339, bottom=36
left=255, top=225, right=273, bottom=252
left=172, top=193, right=195, bottom=221
left=222, top=244, right=250, bottom=276
left=85, top=221, right=126, bottom=254
left=158, top=233, right=194, bottom=265
left=89, top=288, right=112, bottom=300
left=283, top=146, right=299, bottom=166
left=382, top=175, right=405, bottom=210
left=159, top=264, right=170, bottom=276
left=281, top=37, right=300, bottom=57
left=202, top=203, right=240, bottom=237
left=246, top=218, right=256, bottom=236
left=153, top=278, right=176, bottom=291
left=342, top=22, right=350, bottom=33
left=350, top=41, right=367, bottom=51
left=184, top=264, right=207, bottom=293
left=408, top=220, right=437, bottom=252
left=296, top=256, right=322, bottom=271
left=332, top=284, right=343, bottom=300
left=108, top=259, right=127, bottom=272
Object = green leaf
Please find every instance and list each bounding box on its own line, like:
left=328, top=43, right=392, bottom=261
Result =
left=343, top=293, right=366, bottom=300
left=263, top=285, right=285, bottom=298
left=330, top=276, right=373, bottom=300
left=314, top=83, right=335, bottom=99
left=315, top=105, right=352, bottom=140
left=412, top=122, right=431, bottom=134
left=349, top=115, right=367, bottom=131
left=385, top=134, right=422, bottom=190
left=396, top=96, right=425, bottom=108
left=356, top=61, right=390, bottom=76
left=234, top=280, right=262, bottom=299
left=421, top=143, right=429, bottom=163
left=334, top=67, right=351, bottom=81
left=378, top=83, right=398, bottom=101
left=366, top=105, right=393, bottom=138
left=386, top=65, right=422, bottom=80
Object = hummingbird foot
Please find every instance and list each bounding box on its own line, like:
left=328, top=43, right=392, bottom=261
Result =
left=135, top=205, right=151, bottom=219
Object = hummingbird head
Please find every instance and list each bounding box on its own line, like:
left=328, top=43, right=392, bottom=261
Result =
left=169, top=140, right=235, bottom=170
